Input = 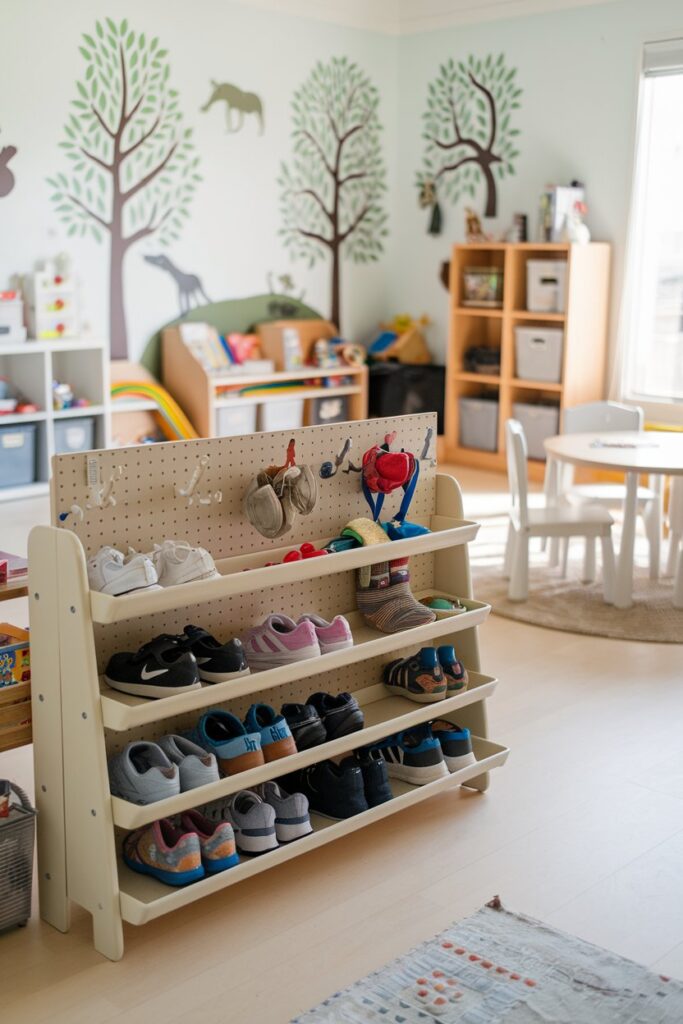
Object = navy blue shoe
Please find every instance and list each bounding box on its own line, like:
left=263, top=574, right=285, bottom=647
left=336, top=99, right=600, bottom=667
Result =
left=343, top=748, right=392, bottom=807
left=431, top=721, right=476, bottom=772
left=307, top=691, right=364, bottom=740
left=294, top=759, right=368, bottom=819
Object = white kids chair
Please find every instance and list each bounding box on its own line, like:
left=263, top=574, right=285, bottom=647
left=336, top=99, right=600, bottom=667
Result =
left=546, top=401, right=662, bottom=581
left=505, top=419, right=616, bottom=602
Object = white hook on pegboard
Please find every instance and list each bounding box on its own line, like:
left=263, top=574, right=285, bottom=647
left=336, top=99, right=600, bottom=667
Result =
left=176, top=455, right=222, bottom=507
left=85, top=463, right=122, bottom=510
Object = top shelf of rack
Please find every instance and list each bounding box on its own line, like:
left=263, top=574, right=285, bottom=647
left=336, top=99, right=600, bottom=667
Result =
left=88, top=514, right=479, bottom=624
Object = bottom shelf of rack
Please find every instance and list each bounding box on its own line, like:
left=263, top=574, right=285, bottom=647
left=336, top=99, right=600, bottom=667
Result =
left=118, top=736, right=509, bottom=925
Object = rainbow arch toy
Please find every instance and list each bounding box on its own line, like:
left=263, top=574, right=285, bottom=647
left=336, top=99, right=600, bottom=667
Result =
left=110, top=381, right=198, bottom=440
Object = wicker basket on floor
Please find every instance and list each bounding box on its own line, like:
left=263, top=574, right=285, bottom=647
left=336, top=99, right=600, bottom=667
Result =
left=0, top=783, right=36, bottom=930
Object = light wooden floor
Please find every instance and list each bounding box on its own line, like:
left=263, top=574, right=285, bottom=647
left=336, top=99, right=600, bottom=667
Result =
left=2, top=467, right=683, bottom=1024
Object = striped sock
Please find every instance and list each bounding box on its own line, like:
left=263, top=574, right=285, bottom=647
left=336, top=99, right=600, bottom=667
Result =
left=357, top=558, right=435, bottom=634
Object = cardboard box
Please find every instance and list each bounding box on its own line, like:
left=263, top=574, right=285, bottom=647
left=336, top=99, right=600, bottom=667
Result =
left=0, top=624, right=30, bottom=687
left=257, top=319, right=337, bottom=370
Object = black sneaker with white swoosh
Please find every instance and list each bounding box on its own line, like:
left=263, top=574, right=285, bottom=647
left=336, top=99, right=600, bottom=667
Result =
left=104, top=636, right=201, bottom=699
left=180, top=625, right=250, bottom=683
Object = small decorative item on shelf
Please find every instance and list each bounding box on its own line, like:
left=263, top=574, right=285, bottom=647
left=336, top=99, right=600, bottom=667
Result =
left=462, top=266, right=503, bottom=308
left=23, top=253, right=80, bottom=340
left=368, top=315, right=431, bottom=365
left=0, top=290, right=26, bottom=344
left=52, top=379, right=91, bottom=411
left=538, top=182, right=585, bottom=242
left=561, top=200, right=590, bottom=244
left=464, top=346, right=501, bottom=375
left=465, top=207, right=493, bottom=243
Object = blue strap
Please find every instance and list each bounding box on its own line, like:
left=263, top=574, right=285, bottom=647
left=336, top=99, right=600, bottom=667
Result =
left=361, top=476, right=385, bottom=521
left=394, top=459, right=419, bottom=524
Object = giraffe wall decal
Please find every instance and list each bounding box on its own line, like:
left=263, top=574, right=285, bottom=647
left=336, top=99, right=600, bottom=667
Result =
left=144, top=254, right=210, bottom=315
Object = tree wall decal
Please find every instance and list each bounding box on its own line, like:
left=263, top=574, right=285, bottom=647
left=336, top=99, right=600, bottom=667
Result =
left=417, top=54, right=521, bottom=221
left=48, top=18, right=201, bottom=359
left=279, top=56, right=387, bottom=330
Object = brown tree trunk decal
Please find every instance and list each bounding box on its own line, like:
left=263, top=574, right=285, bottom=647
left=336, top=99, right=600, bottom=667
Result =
left=279, top=57, right=388, bottom=332
left=48, top=18, right=201, bottom=359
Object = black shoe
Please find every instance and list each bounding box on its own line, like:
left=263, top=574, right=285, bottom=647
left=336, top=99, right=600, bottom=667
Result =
left=295, top=760, right=368, bottom=819
left=104, top=636, right=201, bottom=699
left=307, top=691, right=364, bottom=740
left=281, top=703, right=327, bottom=750
left=344, top=749, right=393, bottom=807
left=181, top=625, right=249, bottom=683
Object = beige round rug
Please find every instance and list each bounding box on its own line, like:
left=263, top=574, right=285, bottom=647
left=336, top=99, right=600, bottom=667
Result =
left=470, top=516, right=683, bottom=644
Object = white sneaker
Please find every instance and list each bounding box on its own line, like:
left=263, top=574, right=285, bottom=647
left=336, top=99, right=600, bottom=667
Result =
left=88, top=546, right=159, bottom=596
left=146, top=539, right=219, bottom=587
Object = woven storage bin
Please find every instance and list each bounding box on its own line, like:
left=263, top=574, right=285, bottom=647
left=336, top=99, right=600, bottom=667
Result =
left=0, top=783, right=36, bottom=929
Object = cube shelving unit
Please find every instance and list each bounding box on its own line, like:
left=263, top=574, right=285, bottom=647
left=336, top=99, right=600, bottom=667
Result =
left=0, top=337, right=110, bottom=501
left=445, top=242, right=611, bottom=480
left=28, top=413, right=508, bottom=960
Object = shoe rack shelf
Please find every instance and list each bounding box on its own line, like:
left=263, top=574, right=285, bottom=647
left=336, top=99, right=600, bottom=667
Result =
left=444, top=242, right=611, bottom=482
left=28, top=413, right=508, bottom=960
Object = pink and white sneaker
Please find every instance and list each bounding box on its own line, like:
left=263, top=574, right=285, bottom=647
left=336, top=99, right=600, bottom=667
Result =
left=242, top=614, right=320, bottom=671
left=298, top=614, right=353, bottom=655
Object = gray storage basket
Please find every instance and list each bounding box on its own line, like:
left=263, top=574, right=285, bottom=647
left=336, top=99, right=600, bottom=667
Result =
left=0, top=783, right=36, bottom=930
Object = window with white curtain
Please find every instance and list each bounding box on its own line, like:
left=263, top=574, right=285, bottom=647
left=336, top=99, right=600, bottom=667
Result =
left=622, top=40, right=683, bottom=408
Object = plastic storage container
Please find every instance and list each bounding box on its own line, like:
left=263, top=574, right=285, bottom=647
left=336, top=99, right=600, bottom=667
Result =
left=53, top=416, right=95, bottom=454
left=515, top=327, right=564, bottom=383
left=459, top=396, right=499, bottom=451
left=512, top=402, right=560, bottom=460
left=0, top=423, right=37, bottom=488
left=0, top=783, right=36, bottom=930
left=258, top=398, right=305, bottom=433
left=526, top=260, right=568, bottom=312
left=215, top=403, right=258, bottom=437
left=310, top=393, right=350, bottom=425
left=369, top=364, right=445, bottom=434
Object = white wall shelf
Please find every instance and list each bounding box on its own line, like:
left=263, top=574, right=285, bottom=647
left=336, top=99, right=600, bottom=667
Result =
left=28, top=413, right=507, bottom=960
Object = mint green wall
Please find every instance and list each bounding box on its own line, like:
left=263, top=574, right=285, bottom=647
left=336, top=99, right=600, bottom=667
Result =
left=390, top=0, right=683, bottom=372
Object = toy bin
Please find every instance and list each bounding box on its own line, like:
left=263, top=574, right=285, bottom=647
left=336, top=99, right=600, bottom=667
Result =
left=512, top=402, right=560, bottom=460
left=459, top=396, right=499, bottom=451
left=369, top=364, right=445, bottom=433
left=0, top=783, right=36, bottom=930
left=53, top=416, right=95, bottom=454
left=215, top=403, right=258, bottom=437
left=515, top=327, right=564, bottom=383
left=0, top=423, right=36, bottom=488
left=310, top=394, right=350, bottom=425
left=258, top=398, right=305, bottom=433
left=526, top=260, right=568, bottom=312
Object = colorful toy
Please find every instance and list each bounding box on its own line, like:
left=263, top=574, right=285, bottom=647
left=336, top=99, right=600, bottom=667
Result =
left=0, top=624, right=30, bottom=687
left=369, top=315, right=431, bottom=365
left=110, top=382, right=198, bottom=441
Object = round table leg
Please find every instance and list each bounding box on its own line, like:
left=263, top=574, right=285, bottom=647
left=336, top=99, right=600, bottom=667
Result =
left=614, top=471, right=639, bottom=609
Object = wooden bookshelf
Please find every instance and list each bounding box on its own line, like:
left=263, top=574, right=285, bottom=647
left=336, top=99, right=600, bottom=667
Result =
left=444, top=242, right=611, bottom=480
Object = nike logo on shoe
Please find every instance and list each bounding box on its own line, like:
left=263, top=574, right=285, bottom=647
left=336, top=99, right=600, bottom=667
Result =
left=140, top=664, right=168, bottom=680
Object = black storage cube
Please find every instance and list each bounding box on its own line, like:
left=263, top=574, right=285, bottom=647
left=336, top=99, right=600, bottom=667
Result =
left=369, top=364, right=445, bottom=434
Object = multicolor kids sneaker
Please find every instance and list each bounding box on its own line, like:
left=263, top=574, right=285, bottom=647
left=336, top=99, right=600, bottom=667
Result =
left=179, top=809, right=239, bottom=873
left=123, top=819, right=204, bottom=886
left=258, top=780, right=313, bottom=843
left=437, top=646, right=469, bottom=694
left=297, top=614, right=353, bottom=654
left=430, top=721, right=476, bottom=772
left=307, top=691, right=364, bottom=740
left=371, top=724, right=448, bottom=786
left=383, top=648, right=447, bottom=704
left=242, top=614, right=320, bottom=670
left=192, top=710, right=264, bottom=776
left=180, top=625, right=250, bottom=683
left=281, top=702, right=327, bottom=751
left=244, top=703, right=297, bottom=761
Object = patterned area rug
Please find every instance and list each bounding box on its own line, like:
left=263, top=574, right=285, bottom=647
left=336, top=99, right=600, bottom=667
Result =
left=469, top=514, right=683, bottom=643
left=292, top=899, right=683, bottom=1022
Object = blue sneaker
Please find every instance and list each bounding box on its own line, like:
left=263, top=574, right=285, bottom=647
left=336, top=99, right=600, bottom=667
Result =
left=192, top=710, right=264, bottom=777
left=431, top=721, right=476, bottom=772
left=371, top=724, right=448, bottom=786
left=244, top=703, right=297, bottom=762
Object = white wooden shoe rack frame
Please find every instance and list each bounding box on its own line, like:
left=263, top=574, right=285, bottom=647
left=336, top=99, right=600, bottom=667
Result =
left=28, top=413, right=509, bottom=960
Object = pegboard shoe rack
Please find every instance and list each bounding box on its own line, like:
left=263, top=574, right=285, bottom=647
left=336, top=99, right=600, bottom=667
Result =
left=28, top=414, right=508, bottom=960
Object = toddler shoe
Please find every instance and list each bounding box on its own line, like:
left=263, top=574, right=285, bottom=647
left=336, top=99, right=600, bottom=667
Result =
left=104, top=635, right=201, bottom=699
left=192, top=710, right=264, bottom=776
left=88, top=545, right=159, bottom=596
left=431, top=721, right=476, bottom=772
left=146, top=539, right=219, bottom=587
left=123, top=819, right=204, bottom=886
left=244, top=703, right=297, bottom=761
left=179, top=809, right=239, bottom=872
left=294, top=760, right=368, bottom=820
left=281, top=702, right=327, bottom=750
left=383, top=647, right=447, bottom=703
left=220, top=790, right=279, bottom=855
left=437, top=646, right=469, bottom=694
left=157, top=734, right=219, bottom=791
left=307, top=691, right=364, bottom=740
left=343, top=749, right=392, bottom=807
left=242, top=614, right=320, bottom=670
left=181, top=624, right=249, bottom=683
left=108, top=741, right=180, bottom=804
left=371, top=724, right=448, bottom=786
left=258, top=780, right=313, bottom=842
left=297, top=614, right=353, bottom=654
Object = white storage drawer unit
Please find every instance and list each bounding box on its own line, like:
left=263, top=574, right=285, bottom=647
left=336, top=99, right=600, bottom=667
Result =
left=515, top=327, right=564, bottom=383
left=526, top=260, right=568, bottom=313
left=258, top=398, right=305, bottom=433
left=459, top=396, right=499, bottom=451
left=512, top=402, right=560, bottom=461
left=215, top=403, right=258, bottom=437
